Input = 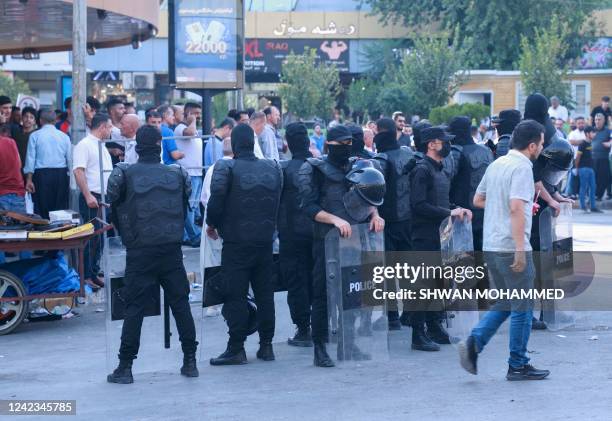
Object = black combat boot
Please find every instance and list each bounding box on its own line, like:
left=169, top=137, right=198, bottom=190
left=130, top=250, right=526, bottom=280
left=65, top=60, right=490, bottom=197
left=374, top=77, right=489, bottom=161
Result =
left=506, top=364, right=550, bottom=381
left=256, top=342, right=275, bottom=361
left=209, top=344, right=248, bottom=366
left=411, top=326, right=440, bottom=352
left=313, top=341, right=335, bottom=367
left=107, top=360, right=134, bottom=384
left=181, top=352, right=199, bottom=377
left=426, top=319, right=453, bottom=344
left=288, top=326, right=313, bottom=347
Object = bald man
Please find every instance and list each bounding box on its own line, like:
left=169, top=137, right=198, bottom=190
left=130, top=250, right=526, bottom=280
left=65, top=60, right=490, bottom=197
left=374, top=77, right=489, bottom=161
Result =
left=120, top=114, right=141, bottom=164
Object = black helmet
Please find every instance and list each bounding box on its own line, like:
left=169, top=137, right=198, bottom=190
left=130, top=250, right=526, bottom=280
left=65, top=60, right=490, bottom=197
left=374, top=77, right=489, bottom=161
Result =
left=346, top=165, right=386, bottom=206
left=539, top=139, right=574, bottom=186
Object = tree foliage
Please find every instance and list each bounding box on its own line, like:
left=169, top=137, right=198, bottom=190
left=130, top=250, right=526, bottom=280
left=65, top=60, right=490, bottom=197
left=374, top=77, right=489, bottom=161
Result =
left=429, top=103, right=491, bottom=125
left=0, top=74, right=31, bottom=103
left=279, top=48, right=341, bottom=120
left=363, top=0, right=608, bottom=70
left=519, top=16, right=574, bottom=109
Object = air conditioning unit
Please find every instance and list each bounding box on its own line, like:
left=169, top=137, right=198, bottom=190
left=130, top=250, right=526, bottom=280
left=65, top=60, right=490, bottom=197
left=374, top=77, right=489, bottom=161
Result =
left=132, top=72, right=154, bottom=90
left=121, top=72, right=133, bottom=89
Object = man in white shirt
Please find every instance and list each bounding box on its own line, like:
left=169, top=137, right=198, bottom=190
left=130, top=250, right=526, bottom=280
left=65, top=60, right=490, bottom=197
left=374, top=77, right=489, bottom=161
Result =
left=460, top=119, right=550, bottom=381
left=249, top=111, right=266, bottom=159
left=565, top=116, right=587, bottom=197
left=106, top=98, right=126, bottom=164
left=259, top=106, right=281, bottom=161
left=119, top=114, right=141, bottom=165
left=548, top=96, right=569, bottom=122
left=174, top=102, right=203, bottom=246
left=73, top=113, right=113, bottom=288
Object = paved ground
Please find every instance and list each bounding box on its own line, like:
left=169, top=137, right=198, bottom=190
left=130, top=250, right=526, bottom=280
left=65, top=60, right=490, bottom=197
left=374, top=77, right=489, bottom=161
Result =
left=1, top=210, right=612, bottom=421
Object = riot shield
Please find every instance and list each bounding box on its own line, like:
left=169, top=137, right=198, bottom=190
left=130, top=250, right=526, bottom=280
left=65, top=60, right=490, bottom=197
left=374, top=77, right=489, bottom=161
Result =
left=325, top=223, right=388, bottom=363
left=439, top=216, right=479, bottom=344
left=104, top=236, right=202, bottom=376
left=539, top=202, right=575, bottom=330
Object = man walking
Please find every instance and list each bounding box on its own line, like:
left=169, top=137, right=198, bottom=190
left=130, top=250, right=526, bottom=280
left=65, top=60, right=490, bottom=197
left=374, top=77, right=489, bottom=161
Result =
left=459, top=119, right=550, bottom=381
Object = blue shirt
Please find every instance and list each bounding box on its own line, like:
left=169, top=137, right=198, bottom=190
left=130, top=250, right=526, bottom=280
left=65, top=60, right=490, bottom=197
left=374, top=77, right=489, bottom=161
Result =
left=310, top=134, right=325, bottom=152
left=161, top=124, right=178, bottom=165
left=204, top=136, right=223, bottom=168
left=24, top=125, right=71, bottom=174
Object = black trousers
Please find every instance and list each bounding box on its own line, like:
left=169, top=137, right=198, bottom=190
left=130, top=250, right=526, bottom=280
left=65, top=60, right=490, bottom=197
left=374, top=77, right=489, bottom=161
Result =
left=279, top=236, right=313, bottom=329
left=311, top=239, right=328, bottom=342
left=409, top=237, right=444, bottom=328
left=32, top=168, right=69, bottom=219
left=385, top=220, right=412, bottom=320
left=119, top=244, right=197, bottom=361
left=221, top=242, right=275, bottom=347
left=594, top=158, right=611, bottom=199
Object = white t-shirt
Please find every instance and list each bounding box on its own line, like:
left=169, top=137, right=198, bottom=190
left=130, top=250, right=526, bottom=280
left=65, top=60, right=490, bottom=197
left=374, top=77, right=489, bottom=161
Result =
left=477, top=149, right=535, bottom=252
left=72, top=134, right=113, bottom=195
left=123, top=138, right=138, bottom=164
left=548, top=105, right=569, bottom=122
left=174, top=123, right=203, bottom=177
left=568, top=129, right=586, bottom=157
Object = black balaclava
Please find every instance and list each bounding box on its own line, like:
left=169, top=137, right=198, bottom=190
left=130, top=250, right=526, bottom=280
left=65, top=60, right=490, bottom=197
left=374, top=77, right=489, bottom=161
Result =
left=524, top=93, right=556, bottom=145
left=448, top=116, right=473, bottom=146
left=285, top=122, right=311, bottom=160
left=231, top=123, right=256, bottom=159
left=413, top=120, right=433, bottom=153
left=135, top=125, right=162, bottom=163
left=497, top=109, right=521, bottom=136
left=373, top=130, right=398, bottom=152
left=346, top=123, right=365, bottom=156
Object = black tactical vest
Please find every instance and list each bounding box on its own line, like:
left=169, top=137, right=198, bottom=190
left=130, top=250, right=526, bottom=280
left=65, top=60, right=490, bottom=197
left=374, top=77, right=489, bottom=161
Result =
left=114, top=162, right=186, bottom=249
left=219, top=158, right=282, bottom=244
left=375, top=147, right=415, bottom=223
left=279, top=159, right=314, bottom=240
left=495, top=134, right=511, bottom=159
left=452, top=143, right=493, bottom=210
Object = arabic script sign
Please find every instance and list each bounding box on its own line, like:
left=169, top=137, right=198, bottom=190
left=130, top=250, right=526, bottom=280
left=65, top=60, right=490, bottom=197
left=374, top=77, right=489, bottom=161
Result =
left=272, top=20, right=357, bottom=37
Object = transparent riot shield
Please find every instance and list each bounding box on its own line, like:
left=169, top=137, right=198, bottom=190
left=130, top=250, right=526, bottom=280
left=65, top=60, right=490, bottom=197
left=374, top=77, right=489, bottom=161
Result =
left=439, top=216, right=479, bottom=344
left=104, top=235, right=202, bottom=376
left=539, top=202, right=575, bottom=330
left=325, top=223, right=387, bottom=363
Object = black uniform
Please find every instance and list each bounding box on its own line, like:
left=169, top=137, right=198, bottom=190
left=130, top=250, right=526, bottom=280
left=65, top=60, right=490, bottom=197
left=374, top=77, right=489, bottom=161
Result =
left=106, top=144, right=197, bottom=362
left=279, top=124, right=314, bottom=334
left=374, top=130, right=416, bottom=323
left=448, top=116, right=493, bottom=252
left=348, top=123, right=375, bottom=159
left=206, top=125, right=283, bottom=350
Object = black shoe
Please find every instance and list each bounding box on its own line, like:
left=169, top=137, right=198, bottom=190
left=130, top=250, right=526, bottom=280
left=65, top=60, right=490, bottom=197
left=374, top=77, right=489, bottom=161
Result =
left=399, top=312, right=412, bottom=326
left=107, top=360, right=134, bottom=384
left=426, top=320, right=453, bottom=344
left=288, top=327, right=313, bottom=347
left=313, top=341, right=335, bottom=367
left=411, top=328, right=440, bottom=352
left=338, top=343, right=372, bottom=361
left=458, top=336, right=478, bottom=375
left=181, top=353, right=199, bottom=377
left=388, top=318, right=402, bottom=331
left=210, top=346, right=248, bottom=366
left=506, top=364, right=550, bottom=381
left=256, top=343, right=275, bottom=361
left=531, top=318, right=547, bottom=330
left=591, top=208, right=604, bottom=213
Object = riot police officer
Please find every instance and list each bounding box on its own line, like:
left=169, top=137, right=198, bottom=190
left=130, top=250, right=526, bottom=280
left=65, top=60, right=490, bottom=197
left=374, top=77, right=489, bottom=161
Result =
left=278, top=123, right=315, bottom=347
left=410, top=126, right=472, bottom=351
left=373, top=118, right=416, bottom=330
left=106, top=124, right=198, bottom=384
left=298, top=125, right=385, bottom=367
left=206, top=123, right=283, bottom=365
left=347, top=123, right=375, bottom=159
left=494, top=109, right=522, bottom=159
left=448, top=116, right=494, bottom=252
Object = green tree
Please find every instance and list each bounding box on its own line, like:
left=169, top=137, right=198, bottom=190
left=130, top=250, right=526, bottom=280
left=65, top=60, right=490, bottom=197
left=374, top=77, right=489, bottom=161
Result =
left=363, top=0, right=608, bottom=70
left=0, top=74, right=31, bottom=103
left=211, top=92, right=229, bottom=127
left=279, top=48, right=341, bottom=120
left=519, top=16, right=574, bottom=108
left=429, top=103, right=491, bottom=125
left=346, top=77, right=381, bottom=120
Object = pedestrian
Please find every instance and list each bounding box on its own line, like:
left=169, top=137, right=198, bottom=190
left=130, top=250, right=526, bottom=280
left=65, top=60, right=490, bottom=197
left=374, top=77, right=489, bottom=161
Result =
left=55, top=97, right=72, bottom=135
left=72, top=113, right=114, bottom=290
left=347, top=122, right=375, bottom=159
left=106, top=124, right=199, bottom=384
left=548, top=96, right=569, bottom=122
left=363, top=127, right=375, bottom=152
left=171, top=105, right=184, bottom=130
left=392, top=111, right=411, bottom=147
left=145, top=110, right=162, bottom=129
left=565, top=116, right=587, bottom=199
left=260, top=106, right=281, bottom=161
left=575, top=126, right=602, bottom=213
left=23, top=108, right=71, bottom=219
left=206, top=123, right=283, bottom=365
left=591, top=113, right=611, bottom=200
left=119, top=114, right=141, bottom=165
left=590, top=96, right=611, bottom=126
left=555, top=118, right=567, bottom=140
left=310, top=123, right=325, bottom=153
left=174, top=102, right=203, bottom=247
left=278, top=123, right=315, bottom=347
left=459, top=119, right=550, bottom=381
left=157, top=105, right=183, bottom=165
left=13, top=106, right=37, bottom=168
left=205, top=118, right=235, bottom=168
left=248, top=111, right=266, bottom=159
left=105, top=98, right=126, bottom=164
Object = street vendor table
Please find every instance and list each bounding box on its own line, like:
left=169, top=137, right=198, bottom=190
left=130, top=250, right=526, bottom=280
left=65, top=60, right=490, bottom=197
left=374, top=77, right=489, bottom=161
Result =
left=0, top=226, right=110, bottom=335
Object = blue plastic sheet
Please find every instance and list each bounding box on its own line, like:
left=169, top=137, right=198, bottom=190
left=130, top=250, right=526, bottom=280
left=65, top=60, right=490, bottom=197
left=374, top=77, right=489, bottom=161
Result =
left=0, top=253, right=80, bottom=295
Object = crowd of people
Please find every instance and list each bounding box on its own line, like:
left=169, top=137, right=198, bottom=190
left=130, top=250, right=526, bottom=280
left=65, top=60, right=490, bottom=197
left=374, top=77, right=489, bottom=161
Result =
left=0, top=90, right=610, bottom=384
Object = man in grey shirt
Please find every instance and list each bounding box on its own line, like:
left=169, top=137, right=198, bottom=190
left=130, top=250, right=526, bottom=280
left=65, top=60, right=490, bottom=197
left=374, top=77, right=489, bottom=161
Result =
left=459, top=120, right=551, bottom=381
left=259, top=106, right=281, bottom=161
left=591, top=113, right=611, bottom=200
